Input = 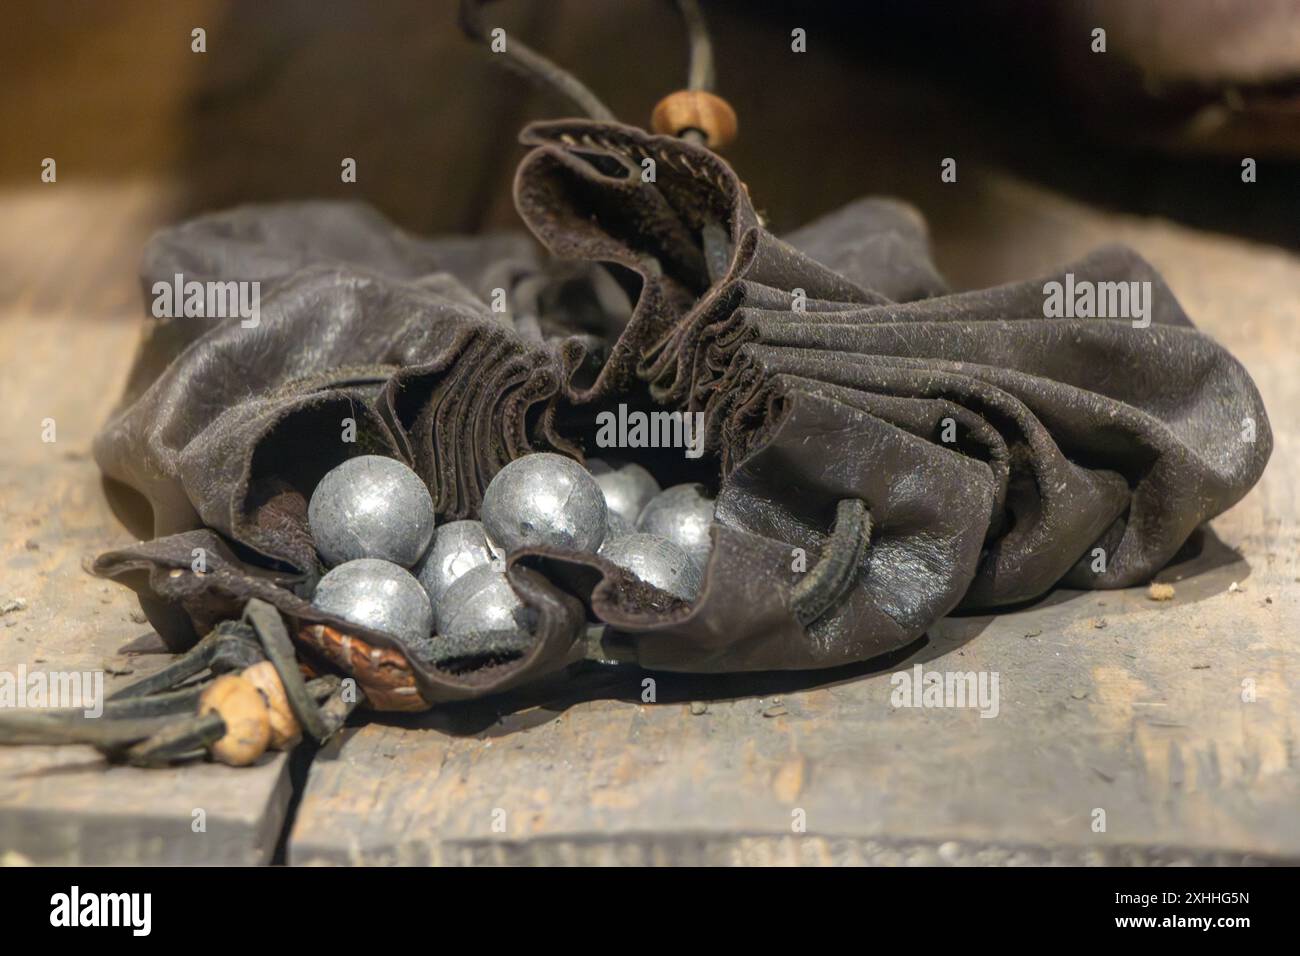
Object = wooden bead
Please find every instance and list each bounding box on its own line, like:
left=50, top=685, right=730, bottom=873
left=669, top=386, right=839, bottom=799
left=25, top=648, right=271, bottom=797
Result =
left=199, top=674, right=271, bottom=767
left=651, top=90, right=738, bottom=149
left=241, top=661, right=302, bottom=750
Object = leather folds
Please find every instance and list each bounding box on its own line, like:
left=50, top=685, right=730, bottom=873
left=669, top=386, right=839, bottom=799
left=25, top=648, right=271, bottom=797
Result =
left=93, top=121, right=1271, bottom=707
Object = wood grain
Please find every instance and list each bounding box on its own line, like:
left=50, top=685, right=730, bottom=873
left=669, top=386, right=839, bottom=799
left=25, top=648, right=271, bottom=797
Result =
left=0, top=184, right=290, bottom=866
left=0, top=4, right=1294, bottom=864
left=289, top=174, right=1300, bottom=865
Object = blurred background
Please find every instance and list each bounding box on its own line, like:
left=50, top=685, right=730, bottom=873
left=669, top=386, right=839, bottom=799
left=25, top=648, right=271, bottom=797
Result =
left=3, top=0, right=1298, bottom=289
left=2, top=0, right=1298, bottom=456
left=4, top=0, right=1298, bottom=455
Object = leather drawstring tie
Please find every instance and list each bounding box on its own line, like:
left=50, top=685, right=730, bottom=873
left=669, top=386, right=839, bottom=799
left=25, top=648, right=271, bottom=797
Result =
left=792, top=500, right=873, bottom=627
left=241, top=599, right=341, bottom=742
left=461, top=0, right=736, bottom=282
left=461, top=0, right=738, bottom=153
left=0, top=600, right=362, bottom=767
left=458, top=0, right=616, bottom=121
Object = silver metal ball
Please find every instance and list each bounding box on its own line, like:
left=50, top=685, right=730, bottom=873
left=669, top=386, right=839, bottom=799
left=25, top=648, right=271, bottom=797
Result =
left=308, top=455, right=435, bottom=568
left=436, top=563, right=535, bottom=642
left=606, top=510, right=632, bottom=538
left=599, top=532, right=702, bottom=601
left=636, top=483, right=715, bottom=569
left=590, top=460, right=661, bottom=527
left=415, top=519, right=499, bottom=606
left=311, top=558, right=434, bottom=644
left=480, top=452, right=607, bottom=554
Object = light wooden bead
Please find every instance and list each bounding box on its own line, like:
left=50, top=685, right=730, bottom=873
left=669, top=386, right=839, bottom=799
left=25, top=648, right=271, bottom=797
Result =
left=241, top=661, right=302, bottom=750
left=199, top=674, right=271, bottom=767
left=651, top=90, right=738, bottom=149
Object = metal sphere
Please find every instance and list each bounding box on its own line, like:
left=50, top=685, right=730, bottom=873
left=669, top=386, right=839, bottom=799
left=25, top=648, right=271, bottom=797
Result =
left=436, top=563, right=535, bottom=643
left=636, top=483, right=715, bottom=569
left=415, top=519, right=499, bottom=606
left=606, top=510, right=633, bottom=538
left=599, top=532, right=702, bottom=601
left=308, top=455, right=435, bottom=568
left=311, top=558, right=434, bottom=644
left=590, top=460, right=661, bottom=527
left=480, top=452, right=607, bottom=554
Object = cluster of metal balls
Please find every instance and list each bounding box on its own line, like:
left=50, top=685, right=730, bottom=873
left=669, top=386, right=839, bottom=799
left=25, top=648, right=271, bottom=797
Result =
left=307, top=453, right=715, bottom=653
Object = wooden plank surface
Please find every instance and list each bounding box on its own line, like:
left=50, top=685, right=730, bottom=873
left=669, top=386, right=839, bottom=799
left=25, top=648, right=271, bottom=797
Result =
left=289, top=173, right=1300, bottom=865
left=1, top=9, right=1295, bottom=863
left=0, top=185, right=291, bottom=866
left=2, top=172, right=1294, bottom=867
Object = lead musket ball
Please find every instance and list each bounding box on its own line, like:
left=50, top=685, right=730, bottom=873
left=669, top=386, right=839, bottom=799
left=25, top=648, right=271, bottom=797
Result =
left=308, top=455, right=435, bottom=568
left=590, top=460, right=661, bottom=528
left=415, top=519, right=499, bottom=606
left=311, top=558, right=434, bottom=644
left=599, top=532, right=702, bottom=601
left=480, top=452, right=607, bottom=554
left=606, top=511, right=632, bottom=537
left=636, top=483, right=715, bottom=569
left=436, top=563, right=535, bottom=643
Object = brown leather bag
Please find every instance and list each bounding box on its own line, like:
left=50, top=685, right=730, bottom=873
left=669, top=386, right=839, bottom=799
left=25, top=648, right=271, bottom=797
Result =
left=93, top=120, right=1272, bottom=710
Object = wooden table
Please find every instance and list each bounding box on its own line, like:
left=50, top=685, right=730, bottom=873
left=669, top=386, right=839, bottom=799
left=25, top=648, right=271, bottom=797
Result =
left=0, top=183, right=292, bottom=865
left=1, top=171, right=1296, bottom=866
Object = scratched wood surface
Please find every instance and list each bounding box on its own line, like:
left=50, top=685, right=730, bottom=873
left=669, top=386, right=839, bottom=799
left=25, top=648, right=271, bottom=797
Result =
left=1, top=184, right=1295, bottom=870
left=1, top=2, right=1296, bottom=867
left=0, top=184, right=292, bottom=866
left=2, top=178, right=1293, bottom=866
left=289, top=176, right=1300, bottom=866
left=0, top=0, right=543, bottom=865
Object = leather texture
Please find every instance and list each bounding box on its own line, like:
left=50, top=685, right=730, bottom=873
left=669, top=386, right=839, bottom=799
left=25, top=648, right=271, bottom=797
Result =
left=93, top=119, right=1272, bottom=705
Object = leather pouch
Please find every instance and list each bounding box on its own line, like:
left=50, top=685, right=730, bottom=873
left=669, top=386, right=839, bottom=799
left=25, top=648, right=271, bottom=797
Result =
left=93, top=120, right=1272, bottom=708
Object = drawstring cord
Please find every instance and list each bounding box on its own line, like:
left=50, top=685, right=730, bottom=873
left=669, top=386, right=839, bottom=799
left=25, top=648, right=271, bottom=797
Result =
left=458, top=0, right=718, bottom=121
left=792, top=500, right=872, bottom=626
left=0, top=600, right=361, bottom=767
